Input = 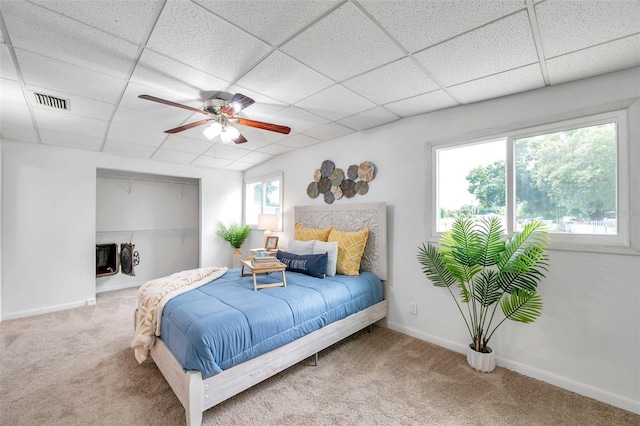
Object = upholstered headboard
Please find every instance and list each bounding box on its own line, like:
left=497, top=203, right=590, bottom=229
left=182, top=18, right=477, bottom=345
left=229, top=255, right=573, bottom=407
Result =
left=294, top=202, right=388, bottom=281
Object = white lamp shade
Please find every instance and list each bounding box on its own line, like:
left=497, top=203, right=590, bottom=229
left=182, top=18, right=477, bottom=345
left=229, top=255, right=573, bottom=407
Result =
left=202, top=122, right=222, bottom=140
left=258, top=214, right=278, bottom=231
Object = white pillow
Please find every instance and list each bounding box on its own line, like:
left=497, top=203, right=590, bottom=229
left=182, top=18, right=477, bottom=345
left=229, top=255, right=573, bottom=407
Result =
left=313, top=240, right=338, bottom=277
left=287, top=239, right=315, bottom=255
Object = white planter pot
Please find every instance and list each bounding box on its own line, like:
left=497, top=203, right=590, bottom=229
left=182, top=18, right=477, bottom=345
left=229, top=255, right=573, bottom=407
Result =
left=232, top=248, right=242, bottom=268
left=467, top=344, right=495, bottom=373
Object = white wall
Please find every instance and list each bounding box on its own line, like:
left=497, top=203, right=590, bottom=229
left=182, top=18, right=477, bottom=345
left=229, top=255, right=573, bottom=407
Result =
left=1, top=141, right=246, bottom=319
left=245, top=67, right=640, bottom=414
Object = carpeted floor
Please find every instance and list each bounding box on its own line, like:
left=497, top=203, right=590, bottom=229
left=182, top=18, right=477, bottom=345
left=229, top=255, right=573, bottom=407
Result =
left=1, top=287, right=638, bottom=426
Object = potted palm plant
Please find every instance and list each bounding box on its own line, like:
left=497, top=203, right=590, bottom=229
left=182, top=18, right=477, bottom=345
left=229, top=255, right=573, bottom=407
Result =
left=216, top=221, right=251, bottom=267
left=417, top=216, right=550, bottom=372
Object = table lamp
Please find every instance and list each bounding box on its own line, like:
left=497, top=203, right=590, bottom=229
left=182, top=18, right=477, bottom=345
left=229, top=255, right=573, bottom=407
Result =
left=258, top=214, right=278, bottom=247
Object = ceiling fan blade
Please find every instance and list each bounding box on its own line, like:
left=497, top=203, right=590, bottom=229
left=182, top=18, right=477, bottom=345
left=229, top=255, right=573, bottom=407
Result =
left=139, top=94, right=208, bottom=116
left=234, top=118, right=291, bottom=134
left=221, top=93, right=255, bottom=116
left=234, top=132, right=248, bottom=144
left=165, top=118, right=213, bottom=134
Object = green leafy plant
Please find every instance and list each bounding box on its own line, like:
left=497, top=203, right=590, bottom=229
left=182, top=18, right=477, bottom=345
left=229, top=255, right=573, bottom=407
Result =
left=417, top=216, right=550, bottom=353
left=216, top=222, right=251, bottom=249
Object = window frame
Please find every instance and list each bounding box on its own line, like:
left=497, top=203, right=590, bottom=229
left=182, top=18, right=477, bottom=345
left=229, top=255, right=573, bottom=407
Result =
left=429, top=109, right=638, bottom=255
left=243, top=172, right=283, bottom=231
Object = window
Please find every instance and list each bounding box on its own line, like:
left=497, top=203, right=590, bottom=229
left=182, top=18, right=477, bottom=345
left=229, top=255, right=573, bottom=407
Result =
left=433, top=110, right=633, bottom=253
left=244, top=173, right=283, bottom=230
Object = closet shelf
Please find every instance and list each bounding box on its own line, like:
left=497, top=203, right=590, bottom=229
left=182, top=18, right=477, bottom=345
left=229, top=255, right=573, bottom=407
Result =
left=96, top=228, right=198, bottom=235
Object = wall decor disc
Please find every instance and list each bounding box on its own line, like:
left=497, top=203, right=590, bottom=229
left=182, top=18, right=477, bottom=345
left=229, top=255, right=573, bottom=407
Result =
left=358, top=161, right=375, bottom=182
left=329, top=168, right=344, bottom=186
left=347, top=164, right=358, bottom=180
left=306, top=181, right=319, bottom=198
left=323, top=191, right=335, bottom=204
left=331, top=185, right=343, bottom=200
left=320, top=160, right=335, bottom=177
left=340, top=179, right=356, bottom=198
left=317, top=176, right=331, bottom=193
left=355, top=180, right=369, bottom=195
left=313, top=169, right=321, bottom=182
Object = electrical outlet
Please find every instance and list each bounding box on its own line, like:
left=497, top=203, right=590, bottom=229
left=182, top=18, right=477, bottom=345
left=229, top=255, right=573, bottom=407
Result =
left=410, top=303, right=417, bottom=315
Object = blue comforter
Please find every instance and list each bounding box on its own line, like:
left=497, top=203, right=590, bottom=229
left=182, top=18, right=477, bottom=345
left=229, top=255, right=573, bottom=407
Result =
left=159, top=268, right=383, bottom=379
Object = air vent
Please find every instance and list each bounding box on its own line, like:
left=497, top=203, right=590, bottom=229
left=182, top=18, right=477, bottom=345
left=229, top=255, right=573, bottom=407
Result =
left=34, top=92, right=69, bottom=110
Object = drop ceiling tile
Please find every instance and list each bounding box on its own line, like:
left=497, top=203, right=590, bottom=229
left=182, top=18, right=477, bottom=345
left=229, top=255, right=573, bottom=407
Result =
left=194, top=0, right=341, bottom=46
left=161, top=134, right=213, bottom=154
left=39, top=128, right=103, bottom=151
left=103, top=140, right=156, bottom=159
left=267, top=106, right=330, bottom=133
left=111, top=105, right=189, bottom=132
left=192, top=155, right=233, bottom=168
left=15, top=49, right=127, bottom=104
left=118, top=83, right=201, bottom=118
left=343, top=57, right=440, bottom=105
left=536, top=0, right=640, bottom=58
left=303, top=122, right=355, bottom=141
left=384, top=90, right=459, bottom=117
left=1, top=44, right=18, bottom=80
left=546, top=35, right=640, bottom=85
left=147, top=0, right=271, bottom=81
left=0, top=78, right=27, bottom=105
left=360, top=0, right=525, bottom=53
left=295, top=85, right=375, bottom=121
left=25, top=84, right=114, bottom=121
left=29, top=0, right=160, bottom=44
left=107, top=122, right=167, bottom=148
left=210, top=144, right=252, bottom=160
left=0, top=99, right=32, bottom=129
left=32, top=107, right=108, bottom=138
left=236, top=51, right=334, bottom=104
left=0, top=123, right=39, bottom=144
left=256, top=143, right=294, bottom=155
left=281, top=2, right=404, bottom=81
left=225, top=161, right=254, bottom=171
left=238, top=151, right=274, bottom=164
left=277, top=133, right=322, bottom=148
left=448, top=64, right=545, bottom=104
left=130, top=49, right=230, bottom=101
left=2, top=1, right=138, bottom=79
left=152, top=148, right=198, bottom=164
left=414, top=11, right=538, bottom=86
left=337, top=107, right=399, bottom=131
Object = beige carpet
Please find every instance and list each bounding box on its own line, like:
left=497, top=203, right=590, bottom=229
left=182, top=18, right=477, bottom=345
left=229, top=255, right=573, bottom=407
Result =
left=1, top=288, right=638, bottom=426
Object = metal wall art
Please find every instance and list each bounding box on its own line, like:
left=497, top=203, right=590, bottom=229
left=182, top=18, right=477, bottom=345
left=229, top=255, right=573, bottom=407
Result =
left=306, top=160, right=377, bottom=204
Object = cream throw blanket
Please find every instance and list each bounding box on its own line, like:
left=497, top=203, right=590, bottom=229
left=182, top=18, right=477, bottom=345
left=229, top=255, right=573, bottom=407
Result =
left=131, top=266, right=228, bottom=363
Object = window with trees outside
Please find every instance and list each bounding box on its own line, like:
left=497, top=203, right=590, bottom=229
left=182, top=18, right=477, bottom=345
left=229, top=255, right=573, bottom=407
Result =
left=244, top=173, right=283, bottom=230
left=433, top=110, right=632, bottom=252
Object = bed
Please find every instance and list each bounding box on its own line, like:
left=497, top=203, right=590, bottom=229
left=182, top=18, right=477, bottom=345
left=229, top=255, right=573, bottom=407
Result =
left=138, top=202, right=388, bottom=425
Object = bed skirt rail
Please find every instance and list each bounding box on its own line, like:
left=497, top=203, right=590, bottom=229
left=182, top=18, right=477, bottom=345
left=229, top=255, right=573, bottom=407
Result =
left=150, top=299, right=388, bottom=426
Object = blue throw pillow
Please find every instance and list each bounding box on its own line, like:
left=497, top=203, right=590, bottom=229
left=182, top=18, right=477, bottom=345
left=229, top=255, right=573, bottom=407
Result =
left=276, top=251, right=328, bottom=278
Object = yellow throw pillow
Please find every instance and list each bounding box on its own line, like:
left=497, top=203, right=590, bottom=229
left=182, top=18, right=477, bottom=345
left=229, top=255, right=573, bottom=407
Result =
left=328, top=228, right=369, bottom=276
left=294, top=222, right=332, bottom=241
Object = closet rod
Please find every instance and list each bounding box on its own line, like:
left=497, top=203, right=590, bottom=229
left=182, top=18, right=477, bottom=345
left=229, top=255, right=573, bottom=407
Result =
left=98, top=175, right=199, bottom=187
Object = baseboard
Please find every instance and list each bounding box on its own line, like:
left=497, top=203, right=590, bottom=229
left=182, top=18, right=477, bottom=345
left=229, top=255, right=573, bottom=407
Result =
left=387, top=321, right=640, bottom=415
left=1, top=298, right=96, bottom=322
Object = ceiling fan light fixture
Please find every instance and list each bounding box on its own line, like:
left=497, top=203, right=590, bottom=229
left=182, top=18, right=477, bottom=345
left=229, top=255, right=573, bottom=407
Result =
left=203, top=121, right=222, bottom=140
left=220, top=126, right=240, bottom=144
left=228, top=101, right=242, bottom=114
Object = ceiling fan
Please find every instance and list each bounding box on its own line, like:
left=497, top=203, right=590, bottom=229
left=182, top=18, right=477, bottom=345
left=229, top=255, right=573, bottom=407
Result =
left=138, top=93, right=291, bottom=144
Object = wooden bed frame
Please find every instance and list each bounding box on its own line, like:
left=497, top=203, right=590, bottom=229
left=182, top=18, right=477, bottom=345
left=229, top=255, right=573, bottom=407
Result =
left=148, top=202, right=388, bottom=425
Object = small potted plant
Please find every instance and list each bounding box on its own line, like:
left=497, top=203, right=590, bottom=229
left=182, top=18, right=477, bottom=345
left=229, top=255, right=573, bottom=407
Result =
left=417, top=216, right=550, bottom=372
left=216, top=221, right=251, bottom=267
